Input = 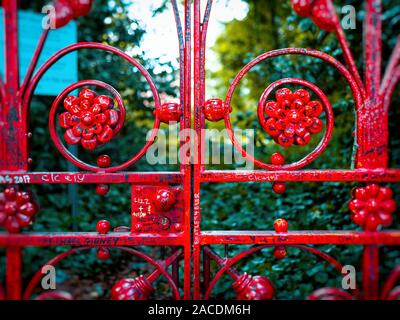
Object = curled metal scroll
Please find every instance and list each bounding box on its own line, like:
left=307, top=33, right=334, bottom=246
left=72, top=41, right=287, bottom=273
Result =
left=23, top=42, right=162, bottom=172
left=23, top=247, right=181, bottom=300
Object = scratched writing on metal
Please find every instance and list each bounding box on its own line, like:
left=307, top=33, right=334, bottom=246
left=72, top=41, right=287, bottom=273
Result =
left=0, top=175, right=30, bottom=184
left=41, top=173, right=85, bottom=183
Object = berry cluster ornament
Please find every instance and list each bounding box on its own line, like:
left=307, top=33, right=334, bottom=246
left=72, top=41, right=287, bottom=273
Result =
left=54, top=0, right=94, bottom=29
left=291, top=0, right=337, bottom=32
left=349, top=184, right=396, bottom=231
left=0, top=186, right=38, bottom=233
left=261, top=88, right=324, bottom=147
left=154, top=103, right=182, bottom=124
left=111, top=276, right=154, bottom=300
left=202, top=98, right=232, bottom=122
left=59, top=88, right=120, bottom=150
left=232, top=273, right=275, bottom=300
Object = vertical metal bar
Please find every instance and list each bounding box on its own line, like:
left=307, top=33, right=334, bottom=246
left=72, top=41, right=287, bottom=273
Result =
left=182, top=0, right=192, bottom=300
left=359, top=0, right=383, bottom=299
left=192, top=0, right=202, bottom=299
left=363, top=245, right=379, bottom=300
left=356, top=0, right=387, bottom=169
left=203, top=248, right=210, bottom=293
left=171, top=248, right=180, bottom=286
left=364, top=0, right=382, bottom=98
left=67, top=144, right=79, bottom=230
left=2, top=0, right=23, bottom=301
left=6, top=247, right=22, bottom=300
left=0, top=0, right=28, bottom=171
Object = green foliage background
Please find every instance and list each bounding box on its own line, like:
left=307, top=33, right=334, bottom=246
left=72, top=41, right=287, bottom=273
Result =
left=1, top=0, right=399, bottom=299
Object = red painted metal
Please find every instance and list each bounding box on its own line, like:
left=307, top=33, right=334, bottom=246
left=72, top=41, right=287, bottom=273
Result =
left=193, top=0, right=400, bottom=300
left=131, top=186, right=183, bottom=233
left=0, top=0, right=399, bottom=301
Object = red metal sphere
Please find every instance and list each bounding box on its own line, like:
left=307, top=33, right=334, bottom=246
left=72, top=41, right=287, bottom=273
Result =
left=310, top=0, right=337, bottom=32
left=233, top=273, right=275, bottom=300
left=59, top=89, right=119, bottom=150
left=274, top=218, right=289, bottom=233
left=272, top=182, right=287, bottom=194
left=154, top=189, right=177, bottom=212
left=154, top=103, right=182, bottom=123
left=173, top=223, right=183, bottom=232
left=273, top=246, right=288, bottom=260
left=291, top=0, right=315, bottom=17
left=4, top=187, right=17, bottom=201
left=96, top=184, right=110, bottom=196
left=270, top=152, right=285, bottom=165
left=261, top=88, right=324, bottom=147
left=96, top=154, right=112, bottom=168
left=96, top=220, right=111, bottom=234
left=111, top=276, right=154, bottom=300
left=133, top=223, right=143, bottom=232
left=349, top=184, right=396, bottom=231
left=0, top=187, right=38, bottom=233
left=291, top=0, right=336, bottom=32
left=70, top=0, right=94, bottom=17
left=96, top=247, right=110, bottom=260
left=53, top=0, right=93, bottom=29
left=202, top=98, right=232, bottom=122
left=53, top=0, right=75, bottom=29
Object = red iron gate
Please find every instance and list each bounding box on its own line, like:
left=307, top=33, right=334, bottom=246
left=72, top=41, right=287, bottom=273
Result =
left=0, top=0, right=400, bottom=300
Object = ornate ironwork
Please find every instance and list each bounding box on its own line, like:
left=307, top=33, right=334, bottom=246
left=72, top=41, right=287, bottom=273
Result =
left=0, top=0, right=399, bottom=300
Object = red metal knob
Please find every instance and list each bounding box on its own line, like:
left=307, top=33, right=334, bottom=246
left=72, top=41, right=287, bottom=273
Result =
left=273, top=246, right=288, bottom=260
left=96, top=247, right=110, bottom=260
left=0, top=187, right=38, bottom=233
left=349, top=184, right=396, bottom=231
left=291, top=0, right=336, bottom=32
left=96, top=154, right=112, bottom=168
left=274, top=218, right=289, bottom=233
left=54, top=0, right=94, bottom=29
left=272, top=182, right=287, bottom=194
left=154, top=103, right=182, bottom=123
left=202, top=98, right=231, bottom=122
left=173, top=223, right=183, bottom=232
left=291, top=0, right=315, bottom=17
left=53, top=0, right=75, bottom=29
left=154, top=189, right=176, bottom=212
left=70, top=0, right=94, bottom=17
left=233, top=273, right=275, bottom=300
left=96, top=184, right=110, bottom=196
left=310, top=0, right=336, bottom=32
left=270, top=152, right=285, bottom=165
left=96, top=220, right=111, bottom=234
left=111, top=276, right=154, bottom=300
left=261, top=88, right=324, bottom=148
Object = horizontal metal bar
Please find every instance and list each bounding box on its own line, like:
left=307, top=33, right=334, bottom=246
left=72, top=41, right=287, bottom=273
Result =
left=201, top=169, right=400, bottom=183
left=200, top=230, right=400, bottom=245
left=0, top=232, right=184, bottom=247
left=0, top=172, right=182, bottom=184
